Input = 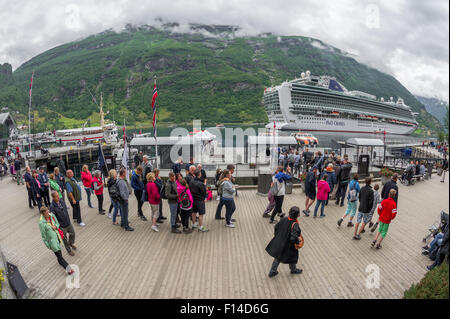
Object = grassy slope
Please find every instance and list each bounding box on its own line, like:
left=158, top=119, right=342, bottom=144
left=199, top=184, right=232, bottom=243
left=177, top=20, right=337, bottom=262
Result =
left=0, top=26, right=443, bottom=133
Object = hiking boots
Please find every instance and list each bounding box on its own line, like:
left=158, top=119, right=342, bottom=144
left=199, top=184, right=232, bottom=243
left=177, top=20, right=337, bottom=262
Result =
left=347, top=222, right=354, bottom=227
left=291, top=268, right=303, bottom=275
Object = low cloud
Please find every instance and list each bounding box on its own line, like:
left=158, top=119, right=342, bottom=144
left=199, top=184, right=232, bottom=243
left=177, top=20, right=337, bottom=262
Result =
left=0, top=0, right=448, bottom=101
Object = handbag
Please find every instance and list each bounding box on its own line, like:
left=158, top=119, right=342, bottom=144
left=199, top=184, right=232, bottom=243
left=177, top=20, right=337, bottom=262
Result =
left=270, top=179, right=279, bottom=196
left=291, top=222, right=304, bottom=249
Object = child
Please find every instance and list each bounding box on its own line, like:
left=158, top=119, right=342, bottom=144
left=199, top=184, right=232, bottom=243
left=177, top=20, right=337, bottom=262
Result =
left=313, top=174, right=330, bottom=218
left=206, top=186, right=213, bottom=201
left=337, top=174, right=360, bottom=227
left=368, top=184, right=381, bottom=232
left=372, top=189, right=397, bottom=249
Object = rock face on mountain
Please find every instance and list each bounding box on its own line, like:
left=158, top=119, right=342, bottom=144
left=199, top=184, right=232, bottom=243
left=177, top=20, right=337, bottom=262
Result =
left=0, top=63, right=13, bottom=85
left=0, top=24, right=443, bottom=132
left=415, top=95, right=448, bottom=128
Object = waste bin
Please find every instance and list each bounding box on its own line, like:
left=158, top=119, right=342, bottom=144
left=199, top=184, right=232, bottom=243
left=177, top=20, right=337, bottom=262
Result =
left=285, top=181, right=293, bottom=194
left=357, top=154, right=370, bottom=177
left=257, top=169, right=273, bottom=196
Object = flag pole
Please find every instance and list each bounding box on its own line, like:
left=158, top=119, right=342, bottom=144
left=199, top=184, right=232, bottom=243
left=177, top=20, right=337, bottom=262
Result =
left=28, top=72, right=34, bottom=157
left=154, top=75, right=158, bottom=169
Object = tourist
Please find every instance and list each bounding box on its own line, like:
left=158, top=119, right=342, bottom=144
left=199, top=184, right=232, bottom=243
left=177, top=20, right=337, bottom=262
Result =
left=30, top=169, right=43, bottom=209
left=368, top=184, right=381, bottom=231
left=185, top=165, right=196, bottom=187
left=49, top=191, right=76, bottom=256
left=38, top=167, right=51, bottom=207
left=117, top=168, right=133, bottom=231
left=227, top=164, right=238, bottom=197
left=335, top=156, right=352, bottom=207
left=81, top=165, right=94, bottom=208
left=262, top=167, right=281, bottom=218
left=313, top=173, right=330, bottom=218
left=302, top=167, right=318, bottom=217
left=146, top=172, right=161, bottom=232
left=441, top=156, right=448, bottom=183
left=294, top=151, right=301, bottom=176
left=134, top=151, right=143, bottom=168
left=320, top=164, right=337, bottom=205
left=214, top=168, right=223, bottom=201
left=165, top=172, right=181, bottom=233
left=49, top=173, right=63, bottom=200
left=107, top=169, right=121, bottom=223
left=185, top=158, right=195, bottom=176
left=65, top=170, right=85, bottom=226
left=269, top=167, right=292, bottom=223
left=419, top=161, right=426, bottom=178
left=215, top=170, right=226, bottom=220
left=372, top=189, right=397, bottom=249
left=142, top=155, right=153, bottom=187
left=353, top=177, right=374, bottom=240
left=14, top=155, right=23, bottom=185
left=302, top=147, right=313, bottom=172
left=337, top=174, right=360, bottom=227
left=427, top=226, right=448, bottom=271
left=197, top=164, right=207, bottom=184
left=312, top=151, right=324, bottom=173
left=24, top=166, right=37, bottom=208
left=56, top=155, right=66, bottom=176
left=190, top=169, right=209, bottom=232
left=381, top=173, right=399, bottom=205
left=53, top=167, right=66, bottom=202
left=172, top=157, right=183, bottom=175
left=38, top=206, right=74, bottom=275
left=266, top=206, right=303, bottom=277
left=177, top=178, right=193, bottom=233
left=131, top=166, right=146, bottom=220
left=153, top=168, right=166, bottom=223
left=92, top=170, right=105, bottom=215
left=220, top=169, right=237, bottom=228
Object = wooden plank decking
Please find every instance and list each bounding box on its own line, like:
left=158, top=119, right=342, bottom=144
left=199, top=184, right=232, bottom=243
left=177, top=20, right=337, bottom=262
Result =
left=0, top=175, right=448, bottom=299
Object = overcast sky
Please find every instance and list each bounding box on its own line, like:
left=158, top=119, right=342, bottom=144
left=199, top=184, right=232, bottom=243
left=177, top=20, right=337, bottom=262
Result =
left=0, top=0, right=448, bottom=101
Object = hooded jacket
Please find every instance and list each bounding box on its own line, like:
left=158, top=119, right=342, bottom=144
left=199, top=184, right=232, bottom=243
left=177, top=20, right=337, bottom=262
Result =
left=317, top=180, right=331, bottom=201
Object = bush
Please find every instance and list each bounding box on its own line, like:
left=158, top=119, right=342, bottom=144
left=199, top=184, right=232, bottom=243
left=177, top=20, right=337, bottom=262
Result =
left=0, top=268, right=4, bottom=299
left=403, top=263, right=449, bottom=299
left=380, top=167, right=394, bottom=177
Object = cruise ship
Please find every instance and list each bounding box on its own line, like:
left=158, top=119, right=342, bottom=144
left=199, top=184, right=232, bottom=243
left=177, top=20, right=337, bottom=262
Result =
left=263, top=71, right=418, bottom=135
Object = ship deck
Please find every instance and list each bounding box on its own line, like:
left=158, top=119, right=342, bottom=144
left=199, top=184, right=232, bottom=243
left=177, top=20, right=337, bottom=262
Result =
left=0, top=175, right=448, bottom=299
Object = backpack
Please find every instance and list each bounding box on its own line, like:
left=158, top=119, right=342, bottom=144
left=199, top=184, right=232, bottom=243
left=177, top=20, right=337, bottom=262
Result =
left=348, top=183, right=358, bottom=202
left=159, top=183, right=167, bottom=200
left=179, top=190, right=192, bottom=210
left=109, top=180, right=122, bottom=202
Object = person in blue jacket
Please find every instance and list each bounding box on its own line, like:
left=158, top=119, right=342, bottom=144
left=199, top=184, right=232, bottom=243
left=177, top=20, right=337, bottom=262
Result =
left=337, top=174, right=360, bottom=227
left=131, top=166, right=146, bottom=220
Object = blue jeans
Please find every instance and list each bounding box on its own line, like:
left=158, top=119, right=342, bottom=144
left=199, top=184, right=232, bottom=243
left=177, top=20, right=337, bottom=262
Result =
left=169, top=203, right=178, bottom=227
left=120, top=201, right=129, bottom=228
left=111, top=199, right=121, bottom=223
left=85, top=187, right=93, bottom=207
left=223, top=198, right=236, bottom=225
left=215, top=198, right=225, bottom=219
left=429, top=233, right=444, bottom=255
left=313, top=200, right=326, bottom=217
left=336, top=182, right=348, bottom=205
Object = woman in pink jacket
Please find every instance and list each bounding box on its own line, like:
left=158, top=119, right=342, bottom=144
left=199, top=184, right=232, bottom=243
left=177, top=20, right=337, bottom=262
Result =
left=313, top=173, right=331, bottom=218
left=177, top=178, right=194, bottom=234
left=81, top=165, right=94, bottom=208
left=146, top=172, right=161, bottom=232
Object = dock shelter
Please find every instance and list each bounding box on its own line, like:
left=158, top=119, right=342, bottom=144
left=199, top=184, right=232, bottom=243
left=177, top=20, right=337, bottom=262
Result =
left=339, top=138, right=385, bottom=175
left=247, top=135, right=299, bottom=165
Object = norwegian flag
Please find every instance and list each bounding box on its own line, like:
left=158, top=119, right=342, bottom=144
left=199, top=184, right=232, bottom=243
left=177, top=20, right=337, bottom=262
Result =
left=151, top=83, right=158, bottom=139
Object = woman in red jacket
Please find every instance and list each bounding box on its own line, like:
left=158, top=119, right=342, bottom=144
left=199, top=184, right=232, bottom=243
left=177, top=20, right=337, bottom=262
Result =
left=92, top=170, right=105, bottom=215
left=146, top=172, right=161, bottom=232
left=372, top=189, right=397, bottom=249
left=81, top=165, right=94, bottom=208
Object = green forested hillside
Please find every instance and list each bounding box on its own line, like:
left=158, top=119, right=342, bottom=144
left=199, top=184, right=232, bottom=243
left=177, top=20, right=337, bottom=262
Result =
left=0, top=24, right=443, bottom=133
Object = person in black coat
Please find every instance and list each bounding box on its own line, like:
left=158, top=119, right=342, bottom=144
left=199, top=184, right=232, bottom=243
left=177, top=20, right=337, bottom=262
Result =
left=30, top=170, right=43, bottom=209
left=49, top=191, right=76, bottom=256
left=381, top=174, right=399, bottom=205
left=353, top=177, right=374, bottom=240
left=303, top=167, right=318, bottom=216
left=427, top=223, right=449, bottom=271
left=266, top=206, right=303, bottom=277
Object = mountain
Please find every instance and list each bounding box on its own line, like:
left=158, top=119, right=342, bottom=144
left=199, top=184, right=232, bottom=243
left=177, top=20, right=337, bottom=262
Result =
left=0, top=23, right=443, bottom=134
left=415, top=95, right=448, bottom=129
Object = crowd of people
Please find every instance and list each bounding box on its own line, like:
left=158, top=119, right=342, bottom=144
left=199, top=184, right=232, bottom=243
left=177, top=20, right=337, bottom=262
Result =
left=5, top=144, right=448, bottom=277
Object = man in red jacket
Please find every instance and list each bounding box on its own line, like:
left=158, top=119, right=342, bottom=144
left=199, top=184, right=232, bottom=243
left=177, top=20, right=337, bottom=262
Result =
left=372, top=189, right=397, bottom=249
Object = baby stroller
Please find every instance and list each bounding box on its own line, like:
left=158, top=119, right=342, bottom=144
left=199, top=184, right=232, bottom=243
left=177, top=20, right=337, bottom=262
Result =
left=422, top=211, right=449, bottom=243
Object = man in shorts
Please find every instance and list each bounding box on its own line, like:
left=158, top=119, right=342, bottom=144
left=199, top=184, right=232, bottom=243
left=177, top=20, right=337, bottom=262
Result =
left=353, top=177, right=374, bottom=240
left=372, top=189, right=397, bottom=249
left=190, top=169, right=209, bottom=232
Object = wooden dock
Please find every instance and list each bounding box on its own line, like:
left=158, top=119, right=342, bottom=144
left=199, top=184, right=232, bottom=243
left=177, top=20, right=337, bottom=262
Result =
left=0, top=175, right=448, bottom=299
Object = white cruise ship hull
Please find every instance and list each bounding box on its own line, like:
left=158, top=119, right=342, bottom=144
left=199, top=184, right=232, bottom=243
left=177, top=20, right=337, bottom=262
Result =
left=266, top=117, right=416, bottom=135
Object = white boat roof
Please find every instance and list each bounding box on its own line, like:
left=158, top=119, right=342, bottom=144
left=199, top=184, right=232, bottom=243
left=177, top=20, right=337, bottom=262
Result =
left=346, top=138, right=384, bottom=146
left=248, top=136, right=298, bottom=145
left=57, top=126, right=103, bottom=133
left=131, top=136, right=215, bottom=146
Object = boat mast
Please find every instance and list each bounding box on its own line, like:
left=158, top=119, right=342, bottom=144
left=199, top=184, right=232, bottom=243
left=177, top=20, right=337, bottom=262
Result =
left=28, top=72, right=34, bottom=156
left=100, top=92, right=104, bottom=129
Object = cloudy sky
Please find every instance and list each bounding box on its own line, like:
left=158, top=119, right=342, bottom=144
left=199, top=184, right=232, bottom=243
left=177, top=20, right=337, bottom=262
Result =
left=0, top=0, right=448, bottom=101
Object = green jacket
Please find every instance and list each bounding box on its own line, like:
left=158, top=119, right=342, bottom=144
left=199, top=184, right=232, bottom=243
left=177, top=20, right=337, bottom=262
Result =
left=49, top=179, right=62, bottom=198
left=39, top=213, right=62, bottom=252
